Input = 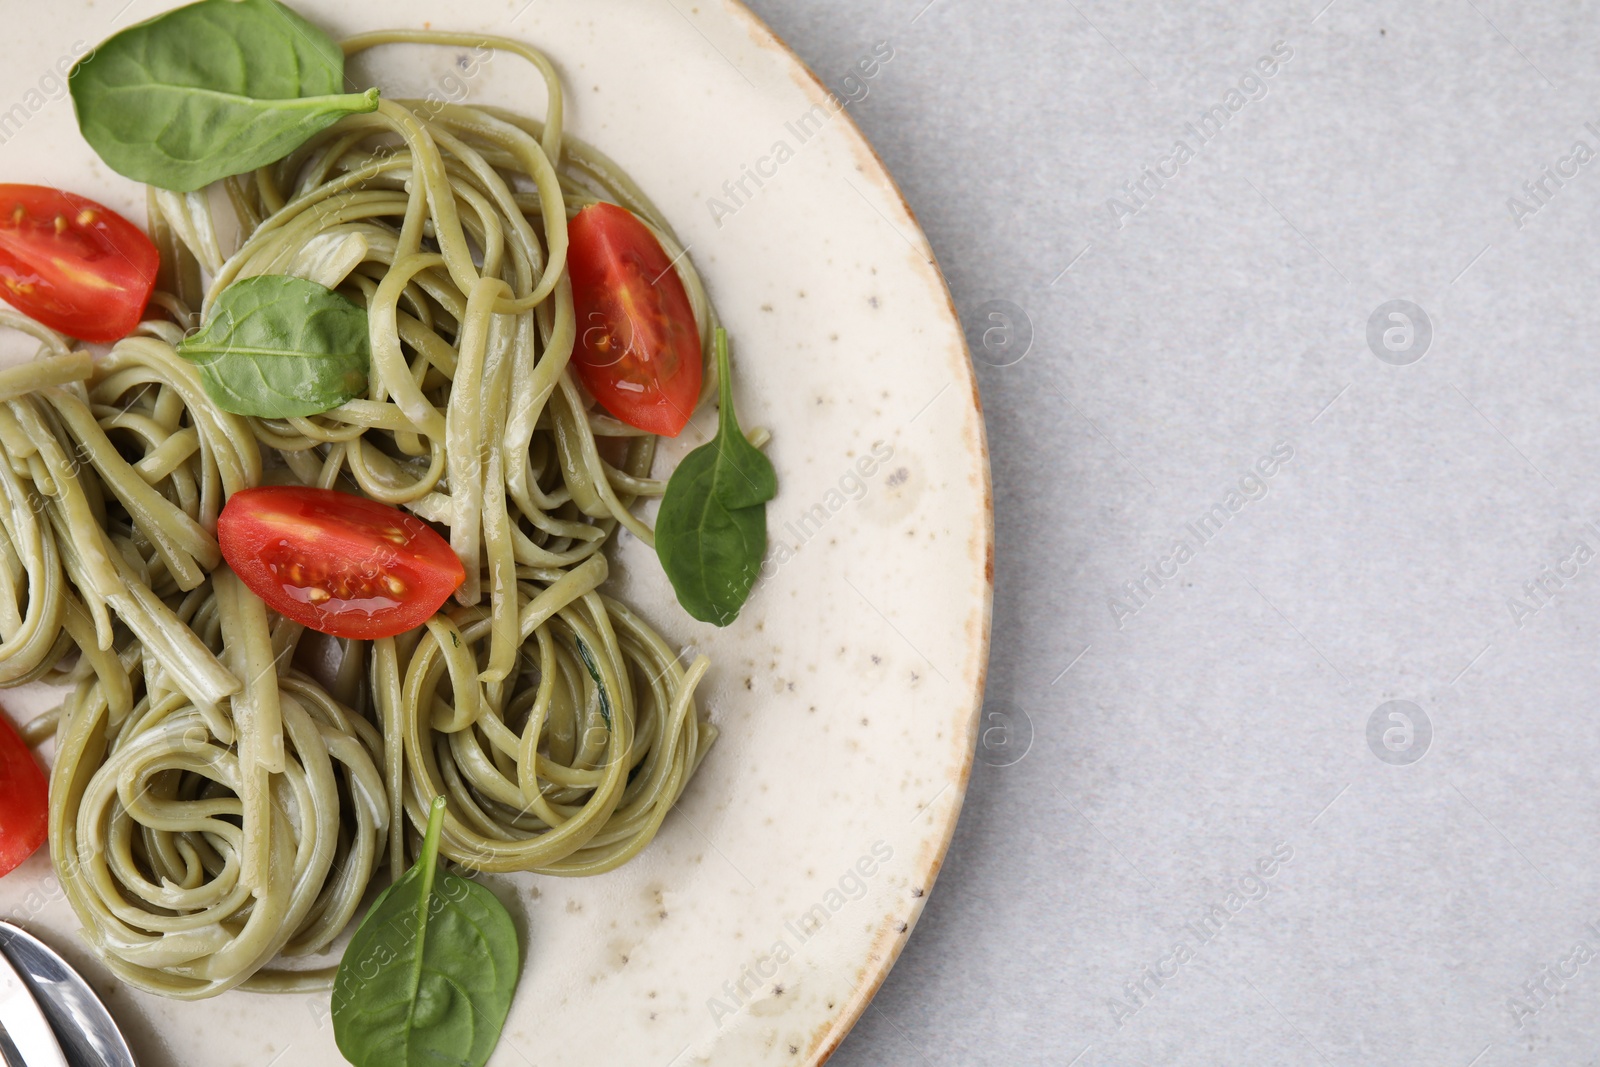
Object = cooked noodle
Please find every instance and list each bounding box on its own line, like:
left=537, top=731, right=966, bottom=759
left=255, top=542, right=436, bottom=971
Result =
left=0, top=32, right=718, bottom=997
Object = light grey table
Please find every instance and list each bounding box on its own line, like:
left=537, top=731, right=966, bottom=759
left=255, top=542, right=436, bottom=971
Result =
left=741, top=1, right=1600, bottom=1064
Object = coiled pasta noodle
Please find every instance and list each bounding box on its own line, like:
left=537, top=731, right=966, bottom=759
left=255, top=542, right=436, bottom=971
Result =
left=0, top=329, right=386, bottom=996
left=50, top=579, right=389, bottom=998
left=0, top=30, right=718, bottom=998
left=376, top=554, right=714, bottom=876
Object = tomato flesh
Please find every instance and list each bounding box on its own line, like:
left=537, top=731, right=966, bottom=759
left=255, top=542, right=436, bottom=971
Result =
left=567, top=203, right=702, bottom=437
left=0, top=184, right=158, bottom=343
left=0, top=711, right=46, bottom=878
left=218, top=486, right=465, bottom=640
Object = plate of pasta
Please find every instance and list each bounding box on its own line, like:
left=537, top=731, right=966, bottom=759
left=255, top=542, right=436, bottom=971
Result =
left=0, top=1, right=990, bottom=1064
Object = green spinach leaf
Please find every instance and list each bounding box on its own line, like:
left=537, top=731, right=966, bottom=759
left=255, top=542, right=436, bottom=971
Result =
left=655, top=329, right=776, bottom=626
left=332, top=796, right=520, bottom=1067
left=70, top=0, right=379, bottom=192
left=178, top=274, right=369, bottom=418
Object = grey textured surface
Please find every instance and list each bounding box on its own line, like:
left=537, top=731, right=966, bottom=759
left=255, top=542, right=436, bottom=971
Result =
left=739, top=1, right=1600, bottom=1064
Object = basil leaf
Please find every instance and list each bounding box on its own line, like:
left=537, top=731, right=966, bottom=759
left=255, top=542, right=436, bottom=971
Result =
left=70, top=0, right=380, bottom=192
left=332, top=796, right=520, bottom=1067
left=655, top=330, right=776, bottom=626
left=574, top=637, right=614, bottom=727
left=178, top=274, right=369, bottom=418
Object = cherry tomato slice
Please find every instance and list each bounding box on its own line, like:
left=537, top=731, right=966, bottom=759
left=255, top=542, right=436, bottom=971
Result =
left=0, top=711, right=47, bottom=878
left=0, top=184, right=158, bottom=343
left=567, top=202, right=702, bottom=437
left=218, top=486, right=465, bottom=640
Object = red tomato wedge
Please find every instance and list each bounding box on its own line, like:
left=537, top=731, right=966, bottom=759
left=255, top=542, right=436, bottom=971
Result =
left=567, top=202, right=703, bottom=437
left=0, top=184, right=158, bottom=343
left=0, top=710, right=47, bottom=878
left=218, top=486, right=465, bottom=640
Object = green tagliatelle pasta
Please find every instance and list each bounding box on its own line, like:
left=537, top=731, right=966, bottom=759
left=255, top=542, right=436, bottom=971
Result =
left=0, top=32, right=718, bottom=997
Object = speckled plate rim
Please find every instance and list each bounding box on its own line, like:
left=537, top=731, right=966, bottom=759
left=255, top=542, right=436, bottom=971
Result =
left=712, top=4, right=995, bottom=1058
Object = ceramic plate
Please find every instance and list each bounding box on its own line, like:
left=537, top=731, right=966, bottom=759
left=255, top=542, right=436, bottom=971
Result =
left=0, top=1, right=991, bottom=1063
